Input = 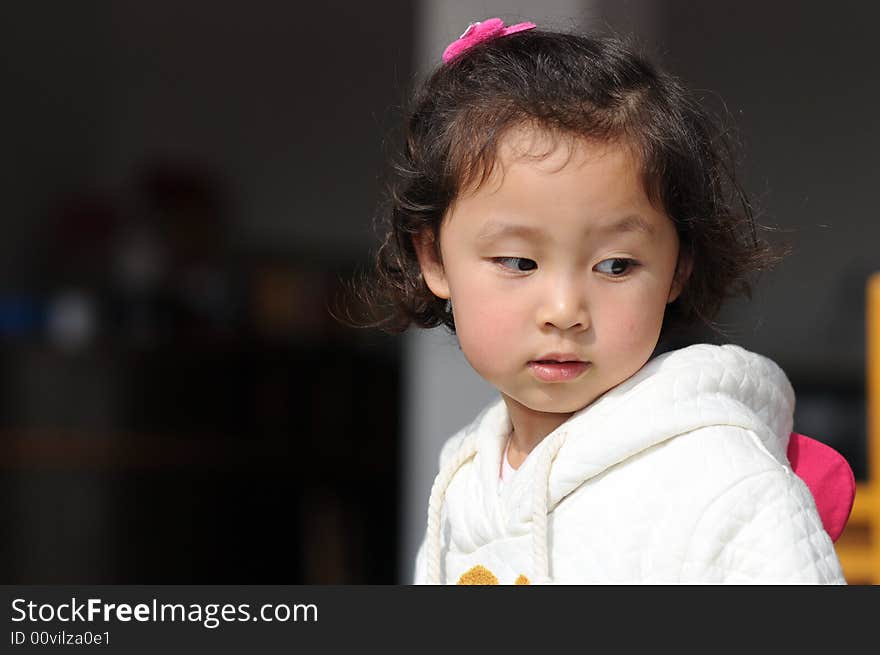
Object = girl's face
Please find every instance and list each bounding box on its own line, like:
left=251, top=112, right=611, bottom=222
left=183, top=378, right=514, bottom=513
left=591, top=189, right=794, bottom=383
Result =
left=415, top=127, right=690, bottom=417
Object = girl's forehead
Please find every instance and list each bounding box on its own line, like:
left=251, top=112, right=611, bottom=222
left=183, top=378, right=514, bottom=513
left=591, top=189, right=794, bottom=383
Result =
left=480, top=126, right=639, bottom=191
left=510, top=123, right=627, bottom=157
left=444, top=127, right=669, bottom=239
left=459, top=125, right=642, bottom=201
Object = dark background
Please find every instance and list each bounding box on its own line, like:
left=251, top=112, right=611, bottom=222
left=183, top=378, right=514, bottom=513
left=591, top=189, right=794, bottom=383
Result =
left=0, top=1, right=411, bottom=583
left=1, top=1, right=878, bottom=583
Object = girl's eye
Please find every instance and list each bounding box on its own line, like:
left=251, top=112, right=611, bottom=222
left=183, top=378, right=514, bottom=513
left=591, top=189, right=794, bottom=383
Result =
left=494, top=257, right=537, bottom=272
left=595, top=258, right=637, bottom=277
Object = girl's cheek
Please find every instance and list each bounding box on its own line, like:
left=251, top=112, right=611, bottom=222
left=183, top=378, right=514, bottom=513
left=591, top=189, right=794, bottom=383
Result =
left=454, top=295, right=521, bottom=373
left=596, top=289, right=647, bottom=334
left=452, top=274, right=512, bottom=328
left=608, top=297, right=666, bottom=350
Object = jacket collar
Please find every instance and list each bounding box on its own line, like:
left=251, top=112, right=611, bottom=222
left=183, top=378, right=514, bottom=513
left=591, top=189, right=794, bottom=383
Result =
left=468, top=343, right=795, bottom=526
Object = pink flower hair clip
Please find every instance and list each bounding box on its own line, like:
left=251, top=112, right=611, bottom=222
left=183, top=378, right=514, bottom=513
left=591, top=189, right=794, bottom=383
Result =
left=442, top=17, right=536, bottom=64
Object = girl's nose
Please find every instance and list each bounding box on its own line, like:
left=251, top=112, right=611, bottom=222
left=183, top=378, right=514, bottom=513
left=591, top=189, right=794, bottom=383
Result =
left=536, top=277, right=590, bottom=332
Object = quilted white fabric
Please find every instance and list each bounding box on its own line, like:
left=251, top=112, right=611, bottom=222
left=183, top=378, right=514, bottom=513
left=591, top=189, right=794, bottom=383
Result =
left=412, top=343, right=846, bottom=584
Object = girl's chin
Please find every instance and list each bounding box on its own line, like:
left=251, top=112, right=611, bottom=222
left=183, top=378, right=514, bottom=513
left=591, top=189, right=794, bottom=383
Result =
left=501, top=390, right=595, bottom=415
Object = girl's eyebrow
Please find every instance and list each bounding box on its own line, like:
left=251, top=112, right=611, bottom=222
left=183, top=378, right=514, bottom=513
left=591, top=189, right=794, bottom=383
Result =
left=475, top=222, right=548, bottom=243
left=475, top=214, right=656, bottom=243
left=604, top=214, right=656, bottom=237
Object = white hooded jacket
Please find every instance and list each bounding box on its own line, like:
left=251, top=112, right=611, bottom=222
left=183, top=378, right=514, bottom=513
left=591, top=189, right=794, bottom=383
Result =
left=413, top=344, right=846, bottom=584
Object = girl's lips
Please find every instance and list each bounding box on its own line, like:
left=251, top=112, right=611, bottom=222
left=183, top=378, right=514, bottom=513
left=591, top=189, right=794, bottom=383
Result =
left=527, top=361, right=590, bottom=382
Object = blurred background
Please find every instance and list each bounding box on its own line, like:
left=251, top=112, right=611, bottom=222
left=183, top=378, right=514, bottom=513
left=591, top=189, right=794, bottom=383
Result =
left=1, top=0, right=878, bottom=584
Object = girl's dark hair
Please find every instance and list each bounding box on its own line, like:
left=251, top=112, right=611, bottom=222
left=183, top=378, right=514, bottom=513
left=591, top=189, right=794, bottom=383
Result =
left=338, top=28, right=787, bottom=339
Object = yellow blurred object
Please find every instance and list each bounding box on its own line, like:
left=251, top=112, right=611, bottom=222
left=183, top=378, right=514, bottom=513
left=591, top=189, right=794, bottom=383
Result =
left=834, top=273, right=880, bottom=583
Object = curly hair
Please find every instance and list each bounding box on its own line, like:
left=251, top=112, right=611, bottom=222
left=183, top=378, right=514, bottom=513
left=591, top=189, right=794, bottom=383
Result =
left=337, top=28, right=787, bottom=340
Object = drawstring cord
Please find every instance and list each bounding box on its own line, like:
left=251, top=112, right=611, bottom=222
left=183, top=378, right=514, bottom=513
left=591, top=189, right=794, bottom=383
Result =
left=426, top=432, right=478, bottom=585
left=426, top=429, right=569, bottom=585
left=530, top=430, right=567, bottom=584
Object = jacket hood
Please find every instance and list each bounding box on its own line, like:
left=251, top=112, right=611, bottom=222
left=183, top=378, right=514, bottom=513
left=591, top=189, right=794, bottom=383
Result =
left=424, top=343, right=796, bottom=584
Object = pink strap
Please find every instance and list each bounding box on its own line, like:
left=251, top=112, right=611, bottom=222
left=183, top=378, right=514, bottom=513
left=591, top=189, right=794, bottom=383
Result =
left=787, top=432, right=855, bottom=542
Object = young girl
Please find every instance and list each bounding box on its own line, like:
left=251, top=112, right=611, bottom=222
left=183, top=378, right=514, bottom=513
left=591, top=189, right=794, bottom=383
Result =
left=349, top=18, right=847, bottom=583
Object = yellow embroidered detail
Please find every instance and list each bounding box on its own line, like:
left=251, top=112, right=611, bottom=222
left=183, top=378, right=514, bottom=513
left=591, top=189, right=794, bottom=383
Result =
left=457, top=565, right=499, bottom=585
left=455, top=565, right=531, bottom=585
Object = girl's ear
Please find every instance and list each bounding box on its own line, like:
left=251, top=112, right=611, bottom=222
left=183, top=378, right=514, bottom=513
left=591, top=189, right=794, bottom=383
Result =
left=412, top=230, right=451, bottom=300
left=668, top=253, right=693, bottom=303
